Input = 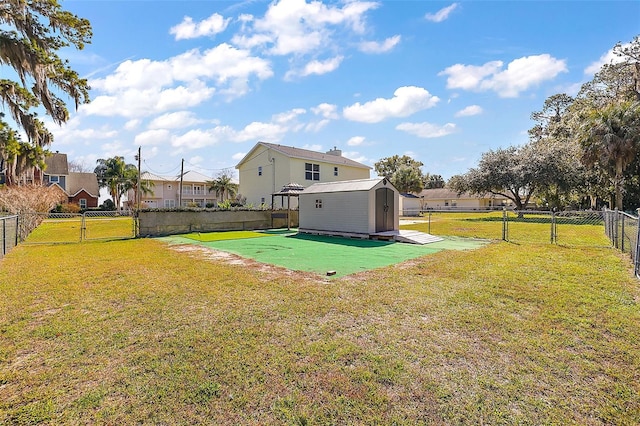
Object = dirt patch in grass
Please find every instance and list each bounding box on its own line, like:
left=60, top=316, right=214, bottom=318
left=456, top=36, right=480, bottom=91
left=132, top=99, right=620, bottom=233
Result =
left=169, top=243, right=327, bottom=282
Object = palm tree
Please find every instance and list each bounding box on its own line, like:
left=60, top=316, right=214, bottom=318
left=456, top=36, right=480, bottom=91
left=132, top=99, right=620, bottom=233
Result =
left=94, top=157, right=139, bottom=212
left=577, top=101, right=640, bottom=210
left=130, top=173, right=155, bottom=210
left=207, top=170, right=239, bottom=203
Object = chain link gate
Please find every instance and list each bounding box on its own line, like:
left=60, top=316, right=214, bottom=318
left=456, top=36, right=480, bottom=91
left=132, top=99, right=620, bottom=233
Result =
left=20, top=212, right=136, bottom=245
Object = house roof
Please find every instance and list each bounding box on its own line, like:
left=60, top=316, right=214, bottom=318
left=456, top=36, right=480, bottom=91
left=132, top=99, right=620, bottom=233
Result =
left=44, top=152, right=69, bottom=175
left=236, top=141, right=372, bottom=170
left=419, top=188, right=506, bottom=200
left=179, top=170, right=214, bottom=183
left=66, top=172, right=99, bottom=197
left=141, top=170, right=220, bottom=184
left=302, top=178, right=392, bottom=194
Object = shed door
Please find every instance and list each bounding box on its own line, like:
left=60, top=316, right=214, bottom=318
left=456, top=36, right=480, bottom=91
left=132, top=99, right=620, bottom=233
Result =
left=375, top=188, right=394, bottom=232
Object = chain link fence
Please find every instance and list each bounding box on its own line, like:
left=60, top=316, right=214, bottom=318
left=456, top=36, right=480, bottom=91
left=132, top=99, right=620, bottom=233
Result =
left=408, top=209, right=609, bottom=247
left=20, top=211, right=136, bottom=245
left=603, top=209, right=640, bottom=277
left=0, top=215, right=19, bottom=259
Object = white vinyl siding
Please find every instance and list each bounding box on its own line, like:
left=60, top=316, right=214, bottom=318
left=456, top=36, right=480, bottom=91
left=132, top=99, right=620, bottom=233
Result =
left=300, top=190, right=370, bottom=234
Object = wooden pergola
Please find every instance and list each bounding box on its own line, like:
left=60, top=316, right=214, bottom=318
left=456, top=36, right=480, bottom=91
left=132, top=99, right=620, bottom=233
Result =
left=271, top=182, right=305, bottom=230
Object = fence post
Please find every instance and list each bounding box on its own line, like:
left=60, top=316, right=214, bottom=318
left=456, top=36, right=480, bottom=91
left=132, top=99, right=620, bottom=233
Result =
left=428, top=211, right=431, bottom=234
left=2, top=217, right=5, bottom=256
left=550, top=209, right=556, bottom=244
left=636, top=209, right=640, bottom=278
left=614, top=208, right=619, bottom=249
left=81, top=212, right=86, bottom=242
left=502, top=208, right=508, bottom=241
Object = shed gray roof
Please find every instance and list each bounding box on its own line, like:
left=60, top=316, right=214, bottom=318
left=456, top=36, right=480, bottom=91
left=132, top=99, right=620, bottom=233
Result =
left=302, top=178, right=391, bottom=194
left=236, top=142, right=371, bottom=170
left=44, top=152, right=69, bottom=175
left=66, top=172, right=99, bottom=197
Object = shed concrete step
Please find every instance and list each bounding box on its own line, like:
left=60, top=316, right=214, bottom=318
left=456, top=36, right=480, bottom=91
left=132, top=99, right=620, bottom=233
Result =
left=394, top=230, right=443, bottom=245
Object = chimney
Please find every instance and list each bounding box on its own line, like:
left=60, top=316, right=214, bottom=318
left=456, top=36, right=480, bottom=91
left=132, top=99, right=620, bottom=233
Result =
left=326, top=146, right=342, bottom=156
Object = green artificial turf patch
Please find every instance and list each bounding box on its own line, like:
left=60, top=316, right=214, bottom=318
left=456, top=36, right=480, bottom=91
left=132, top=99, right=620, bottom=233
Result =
left=162, top=231, right=488, bottom=278
left=181, top=230, right=276, bottom=242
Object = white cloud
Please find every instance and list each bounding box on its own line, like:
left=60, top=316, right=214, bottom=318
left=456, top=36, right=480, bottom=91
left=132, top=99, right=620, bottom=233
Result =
left=439, top=61, right=503, bottom=90
left=302, top=55, right=344, bottom=76
left=232, top=0, right=379, bottom=56
left=311, top=103, right=338, bottom=119
left=125, top=119, right=141, bottom=130
left=439, top=54, right=567, bottom=98
left=148, top=111, right=204, bottom=130
left=81, top=81, right=216, bottom=118
left=171, top=127, right=234, bottom=149
left=342, top=151, right=368, bottom=164
left=455, top=105, right=483, bottom=117
left=347, top=136, right=366, bottom=146
left=584, top=42, right=629, bottom=75
left=46, top=116, right=118, bottom=145
left=85, top=44, right=273, bottom=118
left=343, top=86, right=440, bottom=123
left=135, top=129, right=172, bottom=146
left=234, top=121, right=289, bottom=142
left=232, top=152, right=247, bottom=161
left=396, top=122, right=457, bottom=138
left=358, top=35, right=401, bottom=53
left=170, top=13, right=231, bottom=40
left=285, top=56, right=344, bottom=79
left=425, top=3, right=459, bottom=23
left=303, top=144, right=323, bottom=152
left=304, top=119, right=330, bottom=132
left=273, top=108, right=306, bottom=124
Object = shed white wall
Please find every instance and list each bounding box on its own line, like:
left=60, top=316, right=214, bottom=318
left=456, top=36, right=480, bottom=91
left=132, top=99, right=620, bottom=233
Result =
left=299, top=190, right=371, bottom=234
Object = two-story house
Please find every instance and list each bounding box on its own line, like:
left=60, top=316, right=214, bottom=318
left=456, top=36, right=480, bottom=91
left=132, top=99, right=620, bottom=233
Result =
left=42, top=152, right=100, bottom=209
left=138, top=170, right=219, bottom=208
left=235, top=142, right=371, bottom=208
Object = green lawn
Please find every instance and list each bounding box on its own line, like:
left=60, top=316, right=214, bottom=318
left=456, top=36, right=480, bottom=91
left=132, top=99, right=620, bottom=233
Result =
left=0, top=221, right=639, bottom=424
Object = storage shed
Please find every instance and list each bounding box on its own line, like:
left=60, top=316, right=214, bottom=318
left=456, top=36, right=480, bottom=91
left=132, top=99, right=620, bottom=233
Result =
left=299, top=178, right=399, bottom=237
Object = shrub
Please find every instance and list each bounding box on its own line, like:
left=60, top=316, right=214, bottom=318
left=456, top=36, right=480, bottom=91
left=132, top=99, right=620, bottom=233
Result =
left=0, top=185, right=67, bottom=239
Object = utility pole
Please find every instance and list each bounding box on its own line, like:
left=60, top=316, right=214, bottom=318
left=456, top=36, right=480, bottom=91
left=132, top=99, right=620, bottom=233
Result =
left=179, top=158, right=184, bottom=207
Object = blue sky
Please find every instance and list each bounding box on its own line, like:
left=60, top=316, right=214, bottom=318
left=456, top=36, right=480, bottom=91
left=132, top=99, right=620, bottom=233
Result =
left=41, top=0, right=640, bottom=180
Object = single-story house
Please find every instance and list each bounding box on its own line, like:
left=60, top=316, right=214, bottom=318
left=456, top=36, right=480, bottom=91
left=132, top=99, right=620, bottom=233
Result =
left=419, top=188, right=512, bottom=210
left=399, top=193, right=422, bottom=216
left=299, top=178, right=399, bottom=237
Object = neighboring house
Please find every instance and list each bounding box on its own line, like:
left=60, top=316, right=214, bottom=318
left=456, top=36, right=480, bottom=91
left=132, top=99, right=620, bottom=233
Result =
left=42, top=152, right=99, bottom=208
left=137, top=170, right=219, bottom=208
left=399, top=193, right=422, bottom=216
left=419, top=188, right=512, bottom=210
left=299, top=178, right=398, bottom=236
left=65, top=173, right=100, bottom=209
left=235, top=142, right=371, bottom=208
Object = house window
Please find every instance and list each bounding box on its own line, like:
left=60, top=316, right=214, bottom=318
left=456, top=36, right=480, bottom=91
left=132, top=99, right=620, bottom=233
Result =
left=258, top=166, right=262, bottom=176
left=334, top=167, right=338, bottom=177
left=165, top=199, right=175, bottom=208
left=79, top=199, right=87, bottom=209
left=315, top=199, right=322, bottom=208
left=305, top=163, right=320, bottom=181
left=49, top=175, right=59, bottom=183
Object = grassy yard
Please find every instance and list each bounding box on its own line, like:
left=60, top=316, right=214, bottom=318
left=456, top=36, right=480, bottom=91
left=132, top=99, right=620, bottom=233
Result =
left=0, top=220, right=639, bottom=424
